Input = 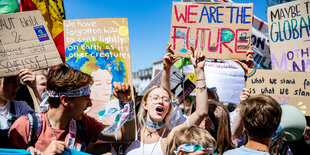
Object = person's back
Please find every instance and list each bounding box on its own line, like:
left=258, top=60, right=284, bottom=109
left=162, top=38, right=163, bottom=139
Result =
left=224, top=94, right=282, bottom=155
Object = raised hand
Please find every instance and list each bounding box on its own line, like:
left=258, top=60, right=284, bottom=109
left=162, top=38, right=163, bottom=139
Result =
left=240, top=88, right=250, bottom=102
left=19, top=69, right=36, bottom=85
left=189, top=46, right=206, bottom=70
left=235, top=46, right=254, bottom=74
left=43, top=140, right=69, bottom=155
left=163, top=44, right=181, bottom=70
left=112, top=82, right=132, bottom=103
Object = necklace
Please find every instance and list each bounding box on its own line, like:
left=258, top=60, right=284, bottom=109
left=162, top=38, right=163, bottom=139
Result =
left=142, top=127, right=166, bottom=155
left=46, top=113, right=57, bottom=140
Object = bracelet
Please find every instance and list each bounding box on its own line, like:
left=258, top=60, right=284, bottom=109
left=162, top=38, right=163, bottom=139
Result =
left=196, top=86, right=206, bottom=92
left=196, top=78, right=205, bottom=81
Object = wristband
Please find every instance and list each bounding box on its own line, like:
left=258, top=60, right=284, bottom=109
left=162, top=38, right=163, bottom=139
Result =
left=196, top=78, right=205, bottom=81
left=196, top=86, right=206, bottom=92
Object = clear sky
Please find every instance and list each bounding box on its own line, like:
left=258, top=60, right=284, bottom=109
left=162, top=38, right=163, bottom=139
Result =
left=64, top=0, right=268, bottom=72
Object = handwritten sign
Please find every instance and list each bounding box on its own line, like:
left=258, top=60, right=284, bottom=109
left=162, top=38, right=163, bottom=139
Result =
left=247, top=69, right=310, bottom=116
left=170, top=2, right=253, bottom=59
left=251, top=16, right=272, bottom=69
left=268, top=0, right=310, bottom=72
left=64, top=18, right=132, bottom=127
left=0, top=10, right=62, bottom=77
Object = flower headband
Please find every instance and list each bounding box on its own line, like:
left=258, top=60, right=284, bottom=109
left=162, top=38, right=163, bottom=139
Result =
left=39, top=85, right=91, bottom=112
left=174, top=144, right=214, bottom=154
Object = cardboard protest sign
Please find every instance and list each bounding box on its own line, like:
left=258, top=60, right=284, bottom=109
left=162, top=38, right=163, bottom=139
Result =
left=268, top=0, right=310, bottom=72
left=247, top=69, right=310, bottom=116
left=0, top=10, right=62, bottom=77
left=170, top=2, right=253, bottom=59
left=64, top=18, right=133, bottom=128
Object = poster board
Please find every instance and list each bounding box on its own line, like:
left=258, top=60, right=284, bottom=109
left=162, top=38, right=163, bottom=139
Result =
left=0, top=10, right=62, bottom=77
left=268, top=0, right=310, bottom=72
left=170, top=2, right=253, bottom=59
left=251, top=16, right=272, bottom=69
left=64, top=18, right=132, bottom=126
left=246, top=69, right=310, bottom=116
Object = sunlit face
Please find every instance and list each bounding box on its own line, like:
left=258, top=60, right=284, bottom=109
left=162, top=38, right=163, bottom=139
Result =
left=90, top=69, right=112, bottom=101
left=35, top=75, right=47, bottom=98
left=68, top=95, right=92, bottom=120
left=0, top=76, right=19, bottom=102
left=144, top=88, right=171, bottom=122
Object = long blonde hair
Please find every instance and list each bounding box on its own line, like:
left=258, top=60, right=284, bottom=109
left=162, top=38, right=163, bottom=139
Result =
left=137, top=86, right=173, bottom=129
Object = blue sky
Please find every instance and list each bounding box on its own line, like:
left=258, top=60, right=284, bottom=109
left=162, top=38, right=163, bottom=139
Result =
left=64, top=0, right=268, bottom=72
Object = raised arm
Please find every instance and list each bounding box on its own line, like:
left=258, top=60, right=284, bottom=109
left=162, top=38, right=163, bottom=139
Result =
left=168, top=47, right=209, bottom=146
left=186, top=46, right=208, bottom=125
left=161, top=44, right=181, bottom=90
left=98, top=82, right=135, bottom=142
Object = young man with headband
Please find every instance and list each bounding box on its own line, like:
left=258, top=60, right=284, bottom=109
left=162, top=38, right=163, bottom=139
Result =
left=9, top=63, right=135, bottom=154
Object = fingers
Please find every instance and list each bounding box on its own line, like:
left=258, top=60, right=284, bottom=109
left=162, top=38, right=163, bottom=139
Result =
left=240, top=88, right=250, bottom=101
left=113, top=82, right=132, bottom=102
left=166, top=44, right=172, bottom=53
left=19, top=69, right=36, bottom=84
left=234, top=60, right=248, bottom=74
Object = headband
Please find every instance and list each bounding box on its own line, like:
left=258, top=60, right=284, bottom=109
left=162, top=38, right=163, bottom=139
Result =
left=39, top=85, right=91, bottom=112
left=174, top=144, right=214, bottom=154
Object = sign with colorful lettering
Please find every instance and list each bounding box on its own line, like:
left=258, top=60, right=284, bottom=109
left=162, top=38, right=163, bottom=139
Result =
left=64, top=18, right=133, bottom=129
left=246, top=69, right=310, bottom=116
left=0, top=10, right=62, bottom=77
left=170, top=2, right=253, bottom=59
left=268, top=0, right=310, bottom=72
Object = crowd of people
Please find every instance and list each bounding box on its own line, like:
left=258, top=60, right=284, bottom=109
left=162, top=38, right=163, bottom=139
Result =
left=0, top=45, right=309, bottom=155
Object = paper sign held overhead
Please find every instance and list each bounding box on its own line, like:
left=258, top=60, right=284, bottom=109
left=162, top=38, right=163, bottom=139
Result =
left=170, top=2, right=253, bottom=59
left=0, top=10, right=62, bottom=77
left=64, top=18, right=133, bottom=130
left=268, top=0, right=310, bottom=72
left=246, top=69, right=310, bottom=116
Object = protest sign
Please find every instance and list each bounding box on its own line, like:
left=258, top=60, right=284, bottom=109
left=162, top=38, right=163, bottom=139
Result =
left=0, top=10, right=62, bottom=77
left=170, top=2, right=253, bottom=59
left=268, top=0, right=310, bottom=72
left=247, top=69, right=310, bottom=116
left=251, top=16, right=272, bottom=69
left=64, top=18, right=133, bottom=130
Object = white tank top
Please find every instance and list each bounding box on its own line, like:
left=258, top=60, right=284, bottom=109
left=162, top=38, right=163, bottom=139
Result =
left=125, top=128, right=166, bottom=155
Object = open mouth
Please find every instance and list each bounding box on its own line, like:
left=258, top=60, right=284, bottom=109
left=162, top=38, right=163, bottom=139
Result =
left=155, top=106, right=164, bottom=113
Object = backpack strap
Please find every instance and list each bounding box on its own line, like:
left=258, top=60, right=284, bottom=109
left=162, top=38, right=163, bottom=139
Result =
left=76, top=120, right=87, bottom=151
left=9, top=101, right=16, bottom=115
left=26, top=113, right=42, bottom=146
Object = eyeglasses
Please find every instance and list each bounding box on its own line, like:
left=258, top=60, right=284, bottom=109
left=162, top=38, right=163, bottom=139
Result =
left=148, top=95, right=171, bottom=104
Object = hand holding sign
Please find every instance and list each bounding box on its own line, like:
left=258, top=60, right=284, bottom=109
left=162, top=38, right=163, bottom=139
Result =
left=112, top=82, right=132, bottom=103
left=189, top=46, right=205, bottom=70
left=163, top=44, right=181, bottom=70
left=234, top=46, right=254, bottom=75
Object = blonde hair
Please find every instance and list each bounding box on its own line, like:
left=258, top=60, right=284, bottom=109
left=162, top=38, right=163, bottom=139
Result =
left=137, top=86, right=173, bottom=129
left=171, top=125, right=216, bottom=154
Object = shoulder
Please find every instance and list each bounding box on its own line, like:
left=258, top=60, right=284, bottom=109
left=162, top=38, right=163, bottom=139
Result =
left=13, top=100, right=34, bottom=115
left=224, top=146, right=269, bottom=155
